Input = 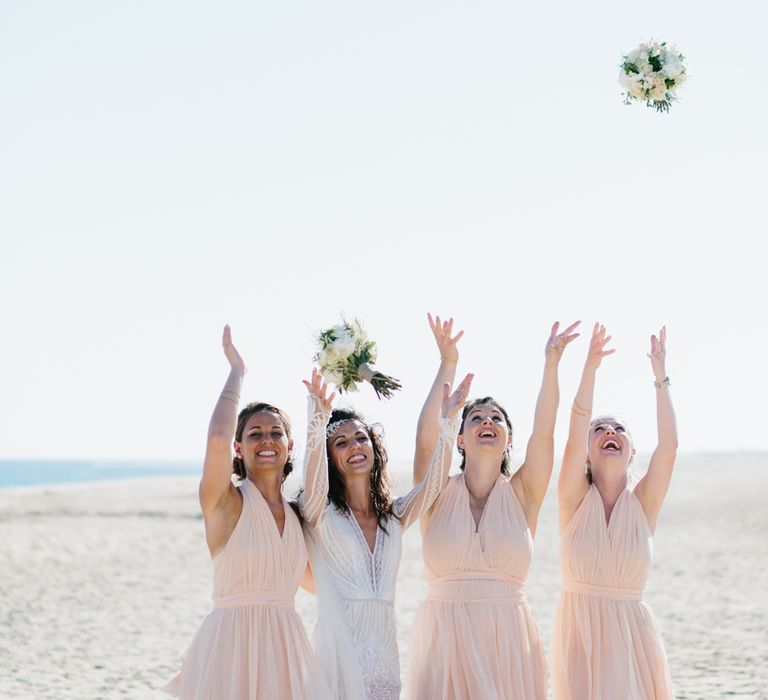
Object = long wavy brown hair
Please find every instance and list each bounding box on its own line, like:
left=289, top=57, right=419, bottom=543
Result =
left=325, top=407, right=397, bottom=532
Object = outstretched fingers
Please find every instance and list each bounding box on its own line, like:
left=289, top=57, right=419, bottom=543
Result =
left=428, top=312, right=464, bottom=361
left=599, top=334, right=614, bottom=354
left=546, top=319, right=580, bottom=360
left=584, top=322, right=614, bottom=368
left=647, top=326, right=667, bottom=362
left=560, top=320, right=581, bottom=347
left=222, top=324, right=245, bottom=371
left=442, top=373, right=474, bottom=419
left=562, top=320, right=581, bottom=337
left=455, top=372, right=473, bottom=397
left=303, top=368, right=336, bottom=409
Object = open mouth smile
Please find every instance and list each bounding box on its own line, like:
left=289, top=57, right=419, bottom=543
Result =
left=600, top=439, right=621, bottom=452
left=257, top=450, right=277, bottom=457
left=348, top=454, right=367, bottom=464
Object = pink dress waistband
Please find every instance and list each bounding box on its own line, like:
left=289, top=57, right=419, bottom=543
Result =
left=213, top=592, right=295, bottom=609
left=427, top=572, right=527, bottom=604
left=562, top=579, right=643, bottom=601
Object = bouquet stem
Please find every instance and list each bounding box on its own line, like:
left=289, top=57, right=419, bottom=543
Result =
left=357, top=363, right=402, bottom=400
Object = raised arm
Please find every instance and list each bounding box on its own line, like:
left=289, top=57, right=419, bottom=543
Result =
left=558, top=323, right=614, bottom=528
left=514, top=321, right=580, bottom=516
left=412, top=314, right=463, bottom=484
left=634, top=326, right=678, bottom=532
left=300, top=368, right=336, bottom=528
left=396, top=374, right=473, bottom=528
left=199, top=325, right=245, bottom=516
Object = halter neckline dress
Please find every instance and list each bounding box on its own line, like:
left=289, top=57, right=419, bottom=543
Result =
left=408, top=473, right=547, bottom=699
left=164, top=478, right=330, bottom=699
left=551, top=484, right=674, bottom=699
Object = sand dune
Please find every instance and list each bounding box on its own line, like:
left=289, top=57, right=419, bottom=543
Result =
left=1, top=454, right=766, bottom=699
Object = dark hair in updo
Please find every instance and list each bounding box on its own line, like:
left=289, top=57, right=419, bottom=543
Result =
left=232, top=402, right=294, bottom=482
left=325, top=407, right=396, bottom=532
left=458, top=397, right=513, bottom=476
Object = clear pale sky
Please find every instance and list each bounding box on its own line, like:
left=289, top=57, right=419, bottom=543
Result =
left=1, top=1, right=766, bottom=463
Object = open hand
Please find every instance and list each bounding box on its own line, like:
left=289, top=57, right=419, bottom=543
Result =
left=302, top=367, right=336, bottom=412
left=585, top=322, right=615, bottom=371
left=441, top=373, right=474, bottom=420
left=545, top=320, right=580, bottom=365
left=647, top=326, right=668, bottom=381
left=222, top=325, right=246, bottom=374
left=428, top=313, right=464, bottom=364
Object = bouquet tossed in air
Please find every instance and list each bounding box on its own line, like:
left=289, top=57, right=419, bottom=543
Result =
left=620, top=41, right=687, bottom=113
left=314, top=319, right=402, bottom=399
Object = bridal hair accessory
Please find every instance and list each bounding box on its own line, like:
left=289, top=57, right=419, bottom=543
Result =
left=314, top=318, right=402, bottom=399
left=326, top=419, right=353, bottom=439
left=619, top=41, right=687, bottom=113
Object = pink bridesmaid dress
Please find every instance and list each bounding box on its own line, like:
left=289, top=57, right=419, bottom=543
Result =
left=551, top=484, right=674, bottom=699
left=164, top=478, right=330, bottom=699
left=409, top=473, right=547, bottom=699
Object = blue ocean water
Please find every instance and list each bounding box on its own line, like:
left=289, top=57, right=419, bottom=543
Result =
left=0, top=460, right=199, bottom=490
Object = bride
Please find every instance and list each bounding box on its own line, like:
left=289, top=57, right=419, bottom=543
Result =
left=299, top=315, right=471, bottom=699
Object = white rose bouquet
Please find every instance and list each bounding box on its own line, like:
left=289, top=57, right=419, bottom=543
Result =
left=314, top=319, right=402, bottom=399
left=619, top=41, right=687, bottom=113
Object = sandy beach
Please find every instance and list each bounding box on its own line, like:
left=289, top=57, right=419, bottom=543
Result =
left=1, top=453, right=766, bottom=700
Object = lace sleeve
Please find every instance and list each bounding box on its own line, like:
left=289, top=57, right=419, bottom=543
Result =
left=301, top=395, right=331, bottom=528
left=393, top=414, right=459, bottom=529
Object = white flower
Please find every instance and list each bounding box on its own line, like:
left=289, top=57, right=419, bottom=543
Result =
left=329, top=327, right=356, bottom=357
left=664, top=55, right=685, bottom=80
left=628, top=82, right=646, bottom=99
left=650, top=82, right=668, bottom=100
left=619, top=70, right=631, bottom=88
left=318, top=345, right=339, bottom=366
left=621, top=40, right=686, bottom=110
left=322, top=369, right=345, bottom=386
left=317, top=348, right=343, bottom=369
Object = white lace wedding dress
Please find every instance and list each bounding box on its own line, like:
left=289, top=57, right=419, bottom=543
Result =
left=299, top=397, right=457, bottom=700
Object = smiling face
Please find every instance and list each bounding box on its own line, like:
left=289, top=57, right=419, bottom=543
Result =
left=457, top=399, right=513, bottom=471
left=587, top=415, right=635, bottom=473
left=235, top=410, right=293, bottom=477
left=327, top=420, right=375, bottom=481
